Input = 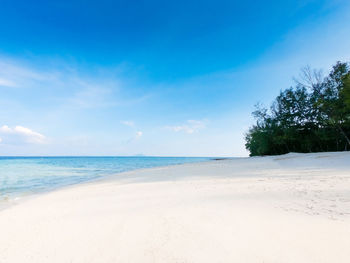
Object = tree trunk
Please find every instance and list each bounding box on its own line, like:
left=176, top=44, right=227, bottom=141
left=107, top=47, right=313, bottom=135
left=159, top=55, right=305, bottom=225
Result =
left=337, top=125, right=350, bottom=150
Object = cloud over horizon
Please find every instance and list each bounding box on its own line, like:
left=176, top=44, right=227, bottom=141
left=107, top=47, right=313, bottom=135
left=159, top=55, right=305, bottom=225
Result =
left=165, top=120, right=207, bottom=134
left=121, top=120, right=135, bottom=127
left=0, top=125, right=47, bottom=145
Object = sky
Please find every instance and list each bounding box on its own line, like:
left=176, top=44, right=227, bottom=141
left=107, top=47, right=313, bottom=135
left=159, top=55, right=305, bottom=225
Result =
left=0, top=0, right=350, bottom=156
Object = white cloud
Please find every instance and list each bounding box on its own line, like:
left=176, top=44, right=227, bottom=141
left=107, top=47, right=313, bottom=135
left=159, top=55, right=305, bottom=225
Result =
left=136, top=131, right=143, bottom=138
left=0, top=57, right=123, bottom=111
left=123, top=130, right=143, bottom=144
left=166, top=120, right=206, bottom=134
left=66, top=86, right=116, bottom=109
left=0, top=125, right=12, bottom=133
left=0, top=78, right=16, bottom=87
left=121, top=120, right=135, bottom=127
left=0, top=125, right=47, bottom=144
left=0, top=59, right=58, bottom=89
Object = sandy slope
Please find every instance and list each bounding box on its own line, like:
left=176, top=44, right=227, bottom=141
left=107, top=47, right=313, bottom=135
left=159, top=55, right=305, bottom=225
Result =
left=0, top=152, right=350, bottom=263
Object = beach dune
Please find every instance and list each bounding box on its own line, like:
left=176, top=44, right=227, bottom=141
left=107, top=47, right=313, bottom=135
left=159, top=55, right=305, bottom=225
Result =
left=0, top=152, right=350, bottom=262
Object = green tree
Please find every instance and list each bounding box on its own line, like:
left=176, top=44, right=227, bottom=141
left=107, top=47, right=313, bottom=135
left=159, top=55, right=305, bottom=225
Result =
left=245, top=61, right=350, bottom=156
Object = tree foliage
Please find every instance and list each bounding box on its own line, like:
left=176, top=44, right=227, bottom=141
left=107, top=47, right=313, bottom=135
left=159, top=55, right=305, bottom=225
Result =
left=245, top=61, right=350, bottom=156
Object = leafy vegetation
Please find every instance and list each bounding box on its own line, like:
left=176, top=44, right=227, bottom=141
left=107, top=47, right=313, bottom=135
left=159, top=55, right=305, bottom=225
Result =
left=245, top=61, right=350, bottom=156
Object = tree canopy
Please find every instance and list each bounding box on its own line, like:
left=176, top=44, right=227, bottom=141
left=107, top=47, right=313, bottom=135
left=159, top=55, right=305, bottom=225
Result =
left=245, top=61, right=350, bottom=156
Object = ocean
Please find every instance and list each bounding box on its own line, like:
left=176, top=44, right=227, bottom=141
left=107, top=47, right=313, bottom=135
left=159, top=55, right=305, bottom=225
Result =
left=0, top=156, right=210, bottom=201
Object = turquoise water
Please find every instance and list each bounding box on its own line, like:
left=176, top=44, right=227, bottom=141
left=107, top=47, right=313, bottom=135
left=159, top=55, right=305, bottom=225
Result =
left=0, top=156, right=210, bottom=200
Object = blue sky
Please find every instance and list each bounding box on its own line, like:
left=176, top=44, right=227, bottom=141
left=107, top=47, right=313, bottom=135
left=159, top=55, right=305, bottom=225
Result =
left=0, top=0, right=350, bottom=156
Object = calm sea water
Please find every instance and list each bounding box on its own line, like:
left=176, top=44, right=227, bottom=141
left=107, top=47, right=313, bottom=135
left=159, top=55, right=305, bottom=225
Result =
left=0, top=156, right=210, bottom=200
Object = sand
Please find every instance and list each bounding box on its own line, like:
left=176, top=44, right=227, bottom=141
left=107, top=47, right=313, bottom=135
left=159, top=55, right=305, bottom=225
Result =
left=0, top=152, right=350, bottom=262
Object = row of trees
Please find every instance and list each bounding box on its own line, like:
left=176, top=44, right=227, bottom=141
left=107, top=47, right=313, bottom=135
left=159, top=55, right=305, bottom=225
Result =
left=245, top=61, right=350, bottom=156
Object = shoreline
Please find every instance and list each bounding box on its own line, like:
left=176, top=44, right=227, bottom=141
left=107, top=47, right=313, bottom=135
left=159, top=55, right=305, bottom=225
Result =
left=0, top=157, right=216, bottom=212
left=0, top=152, right=349, bottom=262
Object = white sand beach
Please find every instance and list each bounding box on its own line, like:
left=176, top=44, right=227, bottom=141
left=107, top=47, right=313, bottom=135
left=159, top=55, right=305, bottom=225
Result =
left=0, top=152, right=350, bottom=262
